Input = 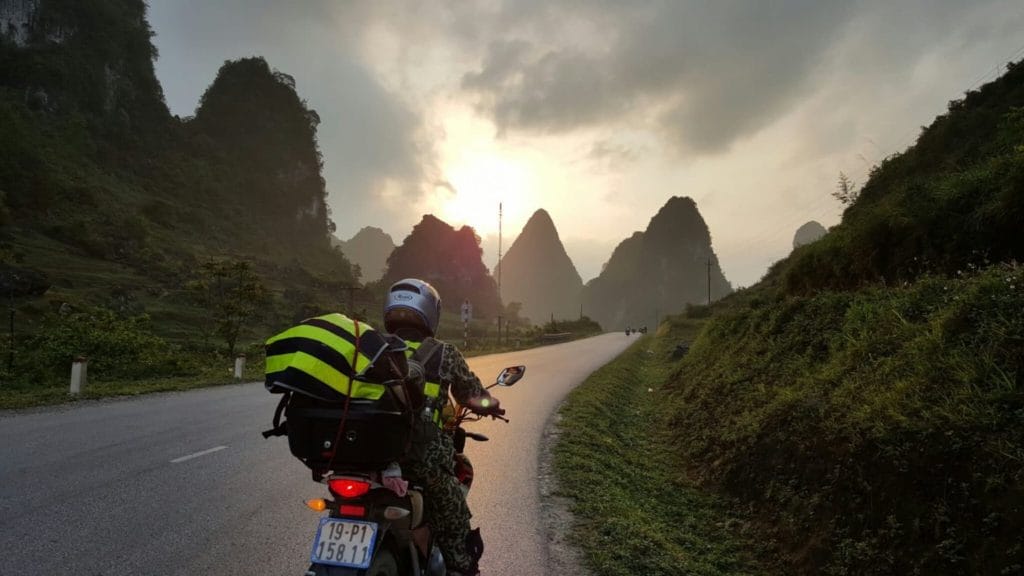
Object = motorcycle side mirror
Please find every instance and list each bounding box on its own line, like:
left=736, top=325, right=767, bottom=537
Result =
left=496, top=365, right=525, bottom=387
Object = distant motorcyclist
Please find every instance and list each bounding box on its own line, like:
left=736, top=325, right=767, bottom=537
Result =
left=383, top=278, right=502, bottom=576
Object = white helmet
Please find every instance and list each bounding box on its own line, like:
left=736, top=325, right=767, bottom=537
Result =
left=383, top=278, right=442, bottom=336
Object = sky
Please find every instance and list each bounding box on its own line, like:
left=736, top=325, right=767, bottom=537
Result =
left=147, top=0, right=1024, bottom=286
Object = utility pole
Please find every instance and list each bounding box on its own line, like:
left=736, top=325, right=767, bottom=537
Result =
left=497, top=202, right=503, bottom=346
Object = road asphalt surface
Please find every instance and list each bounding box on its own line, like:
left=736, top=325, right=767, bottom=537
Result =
left=0, top=332, right=634, bottom=575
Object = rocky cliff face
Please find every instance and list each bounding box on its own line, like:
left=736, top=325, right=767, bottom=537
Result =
left=0, top=0, right=167, bottom=124
left=1, top=0, right=40, bottom=47
left=494, top=209, right=583, bottom=324
left=583, top=196, right=731, bottom=330
left=793, top=220, right=827, bottom=249
left=336, top=226, right=396, bottom=283
left=194, top=57, right=332, bottom=239
left=0, top=1, right=358, bottom=339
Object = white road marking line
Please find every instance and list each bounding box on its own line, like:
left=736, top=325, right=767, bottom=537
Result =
left=170, top=445, right=228, bottom=464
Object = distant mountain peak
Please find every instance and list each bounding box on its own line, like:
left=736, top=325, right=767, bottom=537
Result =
left=496, top=209, right=583, bottom=324
left=525, top=208, right=555, bottom=228
left=348, top=226, right=392, bottom=243
left=793, top=221, right=827, bottom=249
left=336, top=226, right=396, bottom=283
left=583, top=196, right=731, bottom=329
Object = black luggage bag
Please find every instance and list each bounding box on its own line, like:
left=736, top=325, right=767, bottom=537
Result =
left=281, top=391, right=413, bottom=473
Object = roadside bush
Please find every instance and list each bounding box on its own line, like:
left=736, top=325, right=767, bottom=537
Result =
left=544, top=315, right=603, bottom=334
left=667, top=265, right=1024, bottom=575
left=12, top=307, right=200, bottom=387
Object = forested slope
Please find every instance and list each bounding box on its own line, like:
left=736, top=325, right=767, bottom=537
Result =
left=661, top=61, right=1024, bottom=575
left=0, top=1, right=357, bottom=390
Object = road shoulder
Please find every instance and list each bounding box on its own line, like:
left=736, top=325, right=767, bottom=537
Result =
left=539, top=408, right=593, bottom=576
left=550, top=328, right=770, bottom=576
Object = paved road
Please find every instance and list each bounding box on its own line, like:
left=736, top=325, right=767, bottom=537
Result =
left=0, top=333, right=633, bottom=575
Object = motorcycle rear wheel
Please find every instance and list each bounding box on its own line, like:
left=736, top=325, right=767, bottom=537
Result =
left=365, top=548, right=399, bottom=576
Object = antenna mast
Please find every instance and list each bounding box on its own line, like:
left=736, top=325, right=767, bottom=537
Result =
left=497, top=203, right=503, bottom=345
left=493, top=201, right=497, bottom=297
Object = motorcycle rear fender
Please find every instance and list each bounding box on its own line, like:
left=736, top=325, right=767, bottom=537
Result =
left=305, top=564, right=361, bottom=576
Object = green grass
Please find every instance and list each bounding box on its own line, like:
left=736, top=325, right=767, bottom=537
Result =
left=0, top=361, right=264, bottom=409
left=553, top=320, right=770, bottom=576
left=667, top=265, right=1024, bottom=575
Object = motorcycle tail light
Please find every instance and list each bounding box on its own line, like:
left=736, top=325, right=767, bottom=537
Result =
left=339, top=504, right=366, bottom=517
left=328, top=478, right=372, bottom=499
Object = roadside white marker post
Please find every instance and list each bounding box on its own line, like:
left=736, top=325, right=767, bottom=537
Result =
left=234, top=353, right=246, bottom=379
left=70, top=356, right=87, bottom=395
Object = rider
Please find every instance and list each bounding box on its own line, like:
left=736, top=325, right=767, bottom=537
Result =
left=383, top=278, right=503, bottom=576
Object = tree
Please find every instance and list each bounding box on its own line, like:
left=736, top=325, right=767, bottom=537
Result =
left=832, top=172, right=860, bottom=206
left=188, top=260, right=267, bottom=355
left=503, top=301, right=530, bottom=329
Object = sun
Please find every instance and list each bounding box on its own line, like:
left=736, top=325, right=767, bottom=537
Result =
left=438, top=150, right=533, bottom=237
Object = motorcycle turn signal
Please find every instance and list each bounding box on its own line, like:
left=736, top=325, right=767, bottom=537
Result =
left=305, top=498, right=328, bottom=512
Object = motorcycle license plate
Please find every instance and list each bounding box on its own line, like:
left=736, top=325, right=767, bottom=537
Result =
left=310, top=518, right=378, bottom=569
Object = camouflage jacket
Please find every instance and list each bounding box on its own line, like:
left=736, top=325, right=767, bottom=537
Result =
left=434, top=339, right=485, bottom=406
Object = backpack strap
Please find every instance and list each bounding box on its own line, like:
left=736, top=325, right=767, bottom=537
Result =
left=261, top=390, right=291, bottom=439
left=411, top=338, right=445, bottom=413
left=411, top=337, right=442, bottom=370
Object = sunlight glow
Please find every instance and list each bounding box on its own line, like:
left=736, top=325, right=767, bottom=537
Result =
left=431, top=104, right=544, bottom=237
left=439, top=151, right=533, bottom=236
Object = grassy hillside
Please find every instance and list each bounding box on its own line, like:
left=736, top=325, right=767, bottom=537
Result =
left=658, top=61, right=1024, bottom=574
left=777, top=61, right=1024, bottom=294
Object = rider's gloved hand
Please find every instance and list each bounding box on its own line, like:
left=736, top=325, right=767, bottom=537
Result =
left=466, top=392, right=504, bottom=416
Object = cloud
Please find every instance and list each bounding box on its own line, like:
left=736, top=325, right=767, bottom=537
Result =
left=458, top=1, right=862, bottom=152
left=456, top=0, right=1018, bottom=154
left=463, top=41, right=623, bottom=134
left=148, top=0, right=1024, bottom=286
left=588, top=140, right=641, bottom=168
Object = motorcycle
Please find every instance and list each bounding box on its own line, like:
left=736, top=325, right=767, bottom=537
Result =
left=301, top=365, right=525, bottom=576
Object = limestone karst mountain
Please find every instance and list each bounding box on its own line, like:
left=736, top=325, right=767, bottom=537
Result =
left=582, top=196, right=731, bottom=330
left=382, top=215, right=501, bottom=318
left=335, top=227, right=396, bottom=282
left=793, top=221, right=827, bottom=249
left=494, top=209, right=583, bottom=325
left=0, top=0, right=357, bottom=346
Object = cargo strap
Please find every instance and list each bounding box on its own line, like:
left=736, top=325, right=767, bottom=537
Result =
left=261, top=390, right=291, bottom=439
left=326, top=319, right=360, bottom=471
